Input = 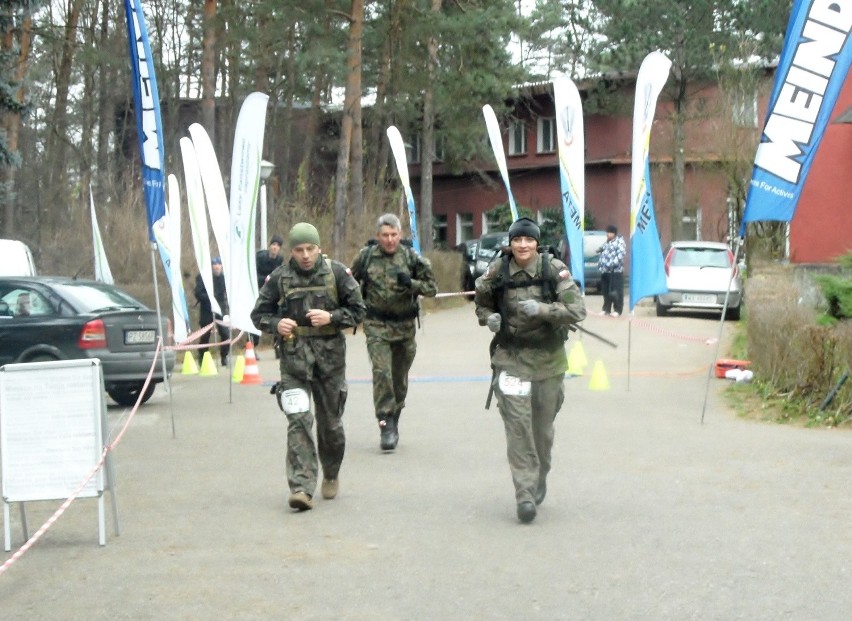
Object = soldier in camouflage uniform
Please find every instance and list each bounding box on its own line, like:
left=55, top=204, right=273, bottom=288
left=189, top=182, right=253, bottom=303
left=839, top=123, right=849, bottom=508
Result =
left=351, top=213, right=437, bottom=451
left=474, top=217, right=586, bottom=524
left=251, top=222, right=365, bottom=512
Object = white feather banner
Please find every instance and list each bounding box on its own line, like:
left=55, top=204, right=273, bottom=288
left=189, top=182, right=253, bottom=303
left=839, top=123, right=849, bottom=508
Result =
left=228, top=92, right=269, bottom=336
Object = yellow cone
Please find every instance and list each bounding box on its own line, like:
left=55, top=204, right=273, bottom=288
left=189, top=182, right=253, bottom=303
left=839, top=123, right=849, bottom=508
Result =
left=199, top=351, right=218, bottom=376
left=567, top=341, right=587, bottom=376
left=181, top=351, right=199, bottom=375
left=588, top=360, right=610, bottom=391
left=231, top=355, right=245, bottom=383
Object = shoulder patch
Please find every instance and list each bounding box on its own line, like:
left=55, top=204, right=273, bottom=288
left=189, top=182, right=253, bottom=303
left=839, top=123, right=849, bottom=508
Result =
left=345, top=267, right=352, bottom=276
left=558, top=269, right=571, bottom=280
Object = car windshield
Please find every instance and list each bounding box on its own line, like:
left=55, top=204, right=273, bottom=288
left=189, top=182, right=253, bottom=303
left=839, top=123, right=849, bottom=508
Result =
left=51, top=282, right=145, bottom=313
left=671, top=247, right=731, bottom=269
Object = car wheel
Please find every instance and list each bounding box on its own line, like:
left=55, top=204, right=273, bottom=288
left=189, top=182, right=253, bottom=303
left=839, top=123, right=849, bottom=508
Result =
left=655, top=299, right=669, bottom=317
left=726, top=305, right=741, bottom=321
left=26, top=354, right=60, bottom=363
left=107, top=382, right=156, bottom=406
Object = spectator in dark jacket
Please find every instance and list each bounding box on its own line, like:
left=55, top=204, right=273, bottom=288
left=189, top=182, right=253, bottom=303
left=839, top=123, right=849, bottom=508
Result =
left=195, top=256, right=230, bottom=366
left=251, top=235, right=284, bottom=353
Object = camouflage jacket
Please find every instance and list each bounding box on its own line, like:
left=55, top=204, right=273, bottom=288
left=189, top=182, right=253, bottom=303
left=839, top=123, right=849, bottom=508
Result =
left=251, top=257, right=365, bottom=381
left=350, top=243, right=437, bottom=340
left=475, top=252, right=587, bottom=381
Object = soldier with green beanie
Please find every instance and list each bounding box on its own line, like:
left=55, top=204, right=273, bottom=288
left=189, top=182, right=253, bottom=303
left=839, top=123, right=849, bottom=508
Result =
left=351, top=213, right=437, bottom=451
left=251, top=222, right=365, bottom=512
left=474, top=217, right=586, bottom=523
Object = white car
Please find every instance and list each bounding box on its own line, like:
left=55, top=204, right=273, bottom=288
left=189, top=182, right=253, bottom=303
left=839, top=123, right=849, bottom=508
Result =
left=0, top=239, right=37, bottom=276
left=655, top=241, right=743, bottom=320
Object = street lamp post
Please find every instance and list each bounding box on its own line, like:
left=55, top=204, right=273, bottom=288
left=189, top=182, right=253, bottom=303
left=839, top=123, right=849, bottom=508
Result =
left=259, top=160, right=275, bottom=249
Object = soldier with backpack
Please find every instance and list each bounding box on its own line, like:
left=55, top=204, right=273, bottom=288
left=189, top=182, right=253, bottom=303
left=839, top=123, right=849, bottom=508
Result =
left=474, top=217, right=586, bottom=524
left=351, top=213, right=437, bottom=451
left=251, top=222, right=365, bottom=512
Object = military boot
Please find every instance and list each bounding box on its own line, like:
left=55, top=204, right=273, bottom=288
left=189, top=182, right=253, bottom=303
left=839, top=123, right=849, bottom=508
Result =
left=517, top=501, right=536, bottom=524
left=379, top=416, right=398, bottom=451
left=534, top=477, right=547, bottom=506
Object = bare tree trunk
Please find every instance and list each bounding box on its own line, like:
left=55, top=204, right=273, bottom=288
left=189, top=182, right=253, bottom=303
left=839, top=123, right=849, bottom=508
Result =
left=671, top=100, right=686, bottom=242
left=95, top=0, right=113, bottom=184
left=201, top=0, right=217, bottom=142
left=44, top=0, right=86, bottom=231
left=332, top=0, right=364, bottom=257
left=418, top=0, right=442, bottom=251
left=1, top=11, right=32, bottom=237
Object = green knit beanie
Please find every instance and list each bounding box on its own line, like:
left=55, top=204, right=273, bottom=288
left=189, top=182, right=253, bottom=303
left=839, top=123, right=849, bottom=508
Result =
left=288, top=222, right=321, bottom=247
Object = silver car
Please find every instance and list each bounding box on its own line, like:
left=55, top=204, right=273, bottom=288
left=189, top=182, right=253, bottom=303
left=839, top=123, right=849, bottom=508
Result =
left=655, top=241, right=743, bottom=320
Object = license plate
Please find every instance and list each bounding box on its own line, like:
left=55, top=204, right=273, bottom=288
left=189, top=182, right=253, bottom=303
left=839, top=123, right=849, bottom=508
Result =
left=124, top=329, right=156, bottom=345
left=682, top=293, right=716, bottom=304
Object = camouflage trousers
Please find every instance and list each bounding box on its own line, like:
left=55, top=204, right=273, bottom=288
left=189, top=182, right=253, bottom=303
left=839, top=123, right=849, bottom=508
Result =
left=365, top=334, right=416, bottom=421
left=494, top=374, right=565, bottom=503
left=278, top=370, right=348, bottom=497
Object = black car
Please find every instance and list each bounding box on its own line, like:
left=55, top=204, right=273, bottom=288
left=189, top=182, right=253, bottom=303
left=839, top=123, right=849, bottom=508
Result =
left=472, top=231, right=510, bottom=281
left=457, top=239, right=478, bottom=294
left=0, top=277, right=176, bottom=405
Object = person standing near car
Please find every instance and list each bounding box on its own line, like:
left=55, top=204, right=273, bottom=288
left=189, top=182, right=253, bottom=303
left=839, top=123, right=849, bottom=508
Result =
left=351, top=213, right=437, bottom=451
left=195, top=256, right=230, bottom=366
left=598, top=224, right=626, bottom=317
left=251, top=234, right=285, bottom=356
left=475, top=217, right=586, bottom=523
left=251, top=222, right=365, bottom=512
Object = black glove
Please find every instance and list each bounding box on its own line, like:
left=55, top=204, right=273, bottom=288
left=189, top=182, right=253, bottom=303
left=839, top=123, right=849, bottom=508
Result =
left=397, top=272, right=413, bottom=288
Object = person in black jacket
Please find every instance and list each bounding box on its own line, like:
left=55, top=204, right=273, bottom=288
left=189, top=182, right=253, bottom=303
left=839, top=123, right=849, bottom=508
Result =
left=250, top=235, right=284, bottom=353
left=195, top=256, right=230, bottom=366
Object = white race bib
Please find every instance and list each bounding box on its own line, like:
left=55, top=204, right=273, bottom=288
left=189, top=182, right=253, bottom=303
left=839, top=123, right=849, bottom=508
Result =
left=498, top=371, right=531, bottom=397
left=279, top=388, right=310, bottom=415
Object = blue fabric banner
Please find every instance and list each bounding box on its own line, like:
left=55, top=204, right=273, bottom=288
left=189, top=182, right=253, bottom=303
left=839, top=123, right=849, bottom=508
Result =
left=123, top=0, right=165, bottom=241
left=630, top=160, right=668, bottom=309
left=741, top=0, right=852, bottom=230
left=629, top=51, right=671, bottom=310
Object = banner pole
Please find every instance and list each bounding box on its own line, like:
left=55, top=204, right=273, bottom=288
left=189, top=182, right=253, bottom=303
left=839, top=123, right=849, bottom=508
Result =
left=150, top=242, right=176, bottom=438
left=699, top=237, right=743, bottom=424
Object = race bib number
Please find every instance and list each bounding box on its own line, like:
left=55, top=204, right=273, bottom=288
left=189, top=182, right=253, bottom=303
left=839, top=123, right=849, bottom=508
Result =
left=498, top=371, right=531, bottom=397
left=279, top=388, right=310, bottom=415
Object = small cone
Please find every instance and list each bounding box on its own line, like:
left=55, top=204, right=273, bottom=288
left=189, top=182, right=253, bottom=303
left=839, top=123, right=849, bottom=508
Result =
left=588, top=360, right=610, bottom=391
left=181, top=351, right=199, bottom=375
left=231, top=355, right=245, bottom=383
left=240, top=341, right=263, bottom=385
left=199, top=351, right=218, bottom=376
left=567, top=341, right=587, bottom=376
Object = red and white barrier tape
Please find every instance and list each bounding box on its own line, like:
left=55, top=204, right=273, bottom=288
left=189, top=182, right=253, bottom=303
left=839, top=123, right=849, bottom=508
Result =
left=629, top=317, right=718, bottom=345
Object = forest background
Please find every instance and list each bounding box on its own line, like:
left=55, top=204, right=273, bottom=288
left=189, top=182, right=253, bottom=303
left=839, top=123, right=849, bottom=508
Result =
left=0, top=0, right=790, bottom=288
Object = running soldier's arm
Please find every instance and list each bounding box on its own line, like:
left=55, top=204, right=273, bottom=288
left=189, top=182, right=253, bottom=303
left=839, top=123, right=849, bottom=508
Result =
left=411, top=252, right=438, bottom=298
left=330, top=265, right=367, bottom=328
left=473, top=264, right=499, bottom=325
left=250, top=269, right=283, bottom=334
left=542, top=258, right=587, bottom=325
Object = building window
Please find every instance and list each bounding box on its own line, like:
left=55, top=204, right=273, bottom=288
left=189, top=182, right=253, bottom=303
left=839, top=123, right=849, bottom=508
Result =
left=483, top=210, right=501, bottom=234
left=508, top=121, right=527, bottom=156
left=732, top=90, right=757, bottom=128
left=537, top=117, right=557, bottom=153
left=457, top=213, right=474, bottom=243
left=406, top=134, right=421, bottom=164
left=411, top=133, right=445, bottom=163
left=433, top=214, right=448, bottom=247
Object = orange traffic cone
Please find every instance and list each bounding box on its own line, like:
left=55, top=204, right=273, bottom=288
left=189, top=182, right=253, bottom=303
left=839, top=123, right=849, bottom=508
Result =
left=241, top=340, right=263, bottom=385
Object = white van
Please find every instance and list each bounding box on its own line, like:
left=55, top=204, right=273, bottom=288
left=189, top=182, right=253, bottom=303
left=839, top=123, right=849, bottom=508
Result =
left=0, top=239, right=38, bottom=276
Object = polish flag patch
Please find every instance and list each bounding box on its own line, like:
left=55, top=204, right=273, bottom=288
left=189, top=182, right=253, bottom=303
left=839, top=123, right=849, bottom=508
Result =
left=558, top=269, right=571, bottom=280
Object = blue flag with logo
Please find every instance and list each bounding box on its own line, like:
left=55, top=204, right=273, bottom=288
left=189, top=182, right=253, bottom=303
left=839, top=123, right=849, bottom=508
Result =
left=629, top=51, right=671, bottom=310
left=123, top=0, right=165, bottom=241
left=741, top=0, right=852, bottom=231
